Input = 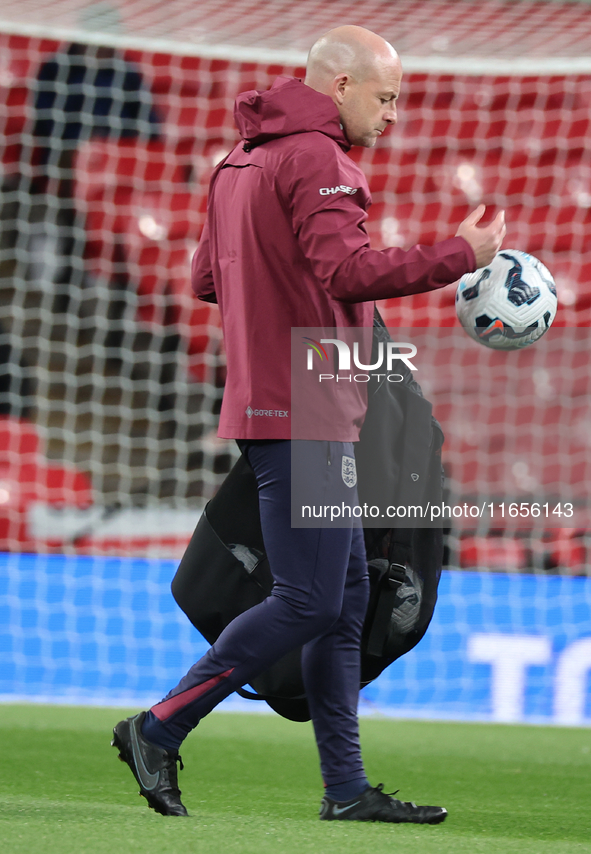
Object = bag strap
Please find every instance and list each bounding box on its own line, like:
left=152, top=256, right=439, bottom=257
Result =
left=236, top=687, right=266, bottom=702
left=389, top=528, right=413, bottom=568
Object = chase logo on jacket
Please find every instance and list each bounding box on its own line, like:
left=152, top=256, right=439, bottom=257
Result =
left=319, top=185, right=358, bottom=196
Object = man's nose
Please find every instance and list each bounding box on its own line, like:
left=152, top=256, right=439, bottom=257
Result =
left=383, top=107, right=397, bottom=124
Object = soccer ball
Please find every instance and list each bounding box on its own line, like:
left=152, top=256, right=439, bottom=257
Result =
left=455, top=250, right=558, bottom=350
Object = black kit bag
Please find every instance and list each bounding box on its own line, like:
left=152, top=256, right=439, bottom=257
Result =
left=172, top=310, right=445, bottom=722
left=356, top=310, right=445, bottom=686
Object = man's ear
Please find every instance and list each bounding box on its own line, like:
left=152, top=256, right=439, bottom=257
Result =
left=333, top=73, right=350, bottom=105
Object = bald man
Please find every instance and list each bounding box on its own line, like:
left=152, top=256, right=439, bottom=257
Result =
left=113, top=26, right=505, bottom=821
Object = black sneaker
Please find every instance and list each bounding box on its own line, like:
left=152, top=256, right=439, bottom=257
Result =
left=112, top=711, right=188, bottom=816
left=319, top=784, right=447, bottom=824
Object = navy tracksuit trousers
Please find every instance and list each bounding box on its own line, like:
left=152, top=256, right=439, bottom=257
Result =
left=145, top=440, right=370, bottom=786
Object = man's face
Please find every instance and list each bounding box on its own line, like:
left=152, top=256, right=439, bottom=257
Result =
left=337, top=59, right=402, bottom=148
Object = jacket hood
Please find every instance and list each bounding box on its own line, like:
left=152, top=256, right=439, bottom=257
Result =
left=234, top=76, right=350, bottom=152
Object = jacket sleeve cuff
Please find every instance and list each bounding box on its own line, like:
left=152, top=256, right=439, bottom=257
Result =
left=451, top=235, right=478, bottom=273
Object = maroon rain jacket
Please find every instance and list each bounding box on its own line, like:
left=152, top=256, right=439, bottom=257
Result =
left=192, top=76, right=476, bottom=440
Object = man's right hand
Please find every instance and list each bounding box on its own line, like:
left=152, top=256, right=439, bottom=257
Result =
left=456, top=205, right=506, bottom=269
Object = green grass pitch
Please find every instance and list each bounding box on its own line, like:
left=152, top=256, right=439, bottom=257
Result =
left=1, top=705, right=590, bottom=854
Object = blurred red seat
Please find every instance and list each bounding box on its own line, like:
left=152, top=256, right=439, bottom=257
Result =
left=0, top=84, right=27, bottom=178
left=538, top=529, right=587, bottom=573
left=74, top=139, right=190, bottom=203
left=0, top=415, right=41, bottom=460
left=0, top=416, right=93, bottom=549
left=459, top=536, right=529, bottom=570
left=74, top=140, right=220, bottom=381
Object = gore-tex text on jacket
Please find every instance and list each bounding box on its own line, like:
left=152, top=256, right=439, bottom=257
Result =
left=192, top=77, right=476, bottom=440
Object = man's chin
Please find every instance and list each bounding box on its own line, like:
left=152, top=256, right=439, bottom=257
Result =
left=354, top=135, right=378, bottom=149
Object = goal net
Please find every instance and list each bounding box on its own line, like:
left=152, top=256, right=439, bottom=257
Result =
left=0, top=0, right=590, bottom=566
left=2, top=0, right=591, bottom=723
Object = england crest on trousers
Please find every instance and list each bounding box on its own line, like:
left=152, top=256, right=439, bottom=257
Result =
left=342, top=455, right=357, bottom=488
